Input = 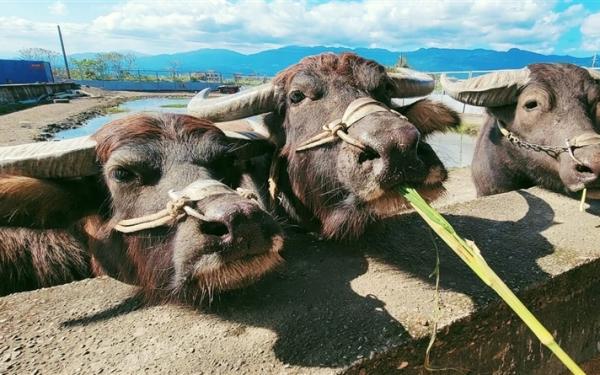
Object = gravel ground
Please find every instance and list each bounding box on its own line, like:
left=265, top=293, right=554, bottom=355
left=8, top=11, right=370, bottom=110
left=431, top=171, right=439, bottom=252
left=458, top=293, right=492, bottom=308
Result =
left=1, top=188, right=598, bottom=374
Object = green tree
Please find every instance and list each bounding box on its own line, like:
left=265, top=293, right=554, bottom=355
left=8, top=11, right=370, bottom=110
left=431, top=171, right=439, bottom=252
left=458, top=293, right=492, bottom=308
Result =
left=70, top=58, right=107, bottom=80
left=96, top=52, right=137, bottom=79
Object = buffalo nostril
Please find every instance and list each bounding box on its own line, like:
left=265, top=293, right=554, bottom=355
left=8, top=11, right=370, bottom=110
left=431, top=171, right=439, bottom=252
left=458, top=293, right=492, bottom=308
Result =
left=575, top=163, right=594, bottom=174
left=358, top=147, right=380, bottom=164
left=199, top=221, right=229, bottom=237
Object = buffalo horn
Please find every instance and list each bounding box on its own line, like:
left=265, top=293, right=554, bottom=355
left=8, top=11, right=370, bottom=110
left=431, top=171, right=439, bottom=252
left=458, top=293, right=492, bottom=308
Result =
left=587, top=68, right=600, bottom=81
left=387, top=68, right=436, bottom=98
left=440, top=68, right=531, bottom=107
left=187, top=84, right=276, bottom=122
left=213, top=116, right=271, bottom=142
left=0, top=136, right=98, bottom=178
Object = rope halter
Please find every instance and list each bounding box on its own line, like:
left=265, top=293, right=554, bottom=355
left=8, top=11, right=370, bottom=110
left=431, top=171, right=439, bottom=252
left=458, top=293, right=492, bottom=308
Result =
left=268, top=97, right=408, bottom=203
left=496, top=120, right=600, bottom=164
left=295, top=97, right=406, bottom=152
left=114, top=180, right=248, bottom=233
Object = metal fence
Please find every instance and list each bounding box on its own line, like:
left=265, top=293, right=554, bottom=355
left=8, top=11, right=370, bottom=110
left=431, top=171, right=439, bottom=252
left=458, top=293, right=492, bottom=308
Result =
left=70, top=66, right=600, bottom=109
left=69, top=69, right=271, bottom=85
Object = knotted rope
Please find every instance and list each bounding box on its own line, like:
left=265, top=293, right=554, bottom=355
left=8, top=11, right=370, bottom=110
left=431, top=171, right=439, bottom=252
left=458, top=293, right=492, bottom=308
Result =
left=114, top=180, right=246, bottom=233
left=295, top=97, right=406, bottom=152
left=268, top=97, right=408, bottom=203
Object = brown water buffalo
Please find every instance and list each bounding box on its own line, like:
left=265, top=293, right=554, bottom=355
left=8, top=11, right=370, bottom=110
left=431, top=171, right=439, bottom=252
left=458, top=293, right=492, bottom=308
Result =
left=441, top=64, right=600, bottom=198
left=189, top=53, right=460, bottom=239
left=0, top=113, right=283, bottom=300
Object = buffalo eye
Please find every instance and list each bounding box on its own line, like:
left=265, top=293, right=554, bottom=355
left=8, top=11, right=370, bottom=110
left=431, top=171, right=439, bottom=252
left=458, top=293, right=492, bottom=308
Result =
left=110, top=167, right=136, bottom=183
left=289, top=90, right=306, bottom=104
left=524, top=99, right=538, bottom=111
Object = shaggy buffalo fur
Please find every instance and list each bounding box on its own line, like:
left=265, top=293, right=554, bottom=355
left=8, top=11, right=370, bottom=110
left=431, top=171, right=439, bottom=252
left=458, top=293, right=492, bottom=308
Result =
left=265, top=53, right=459, bottom=239
left=0, top=114, right=282, bottom=300
left=0, top=175, right=103, bottom=228
left=0, top=226, right=90, bottom=295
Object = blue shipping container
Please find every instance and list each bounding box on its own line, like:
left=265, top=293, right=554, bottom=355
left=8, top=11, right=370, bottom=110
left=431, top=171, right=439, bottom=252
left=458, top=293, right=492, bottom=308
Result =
left=0, top=59, right=54, bottom=84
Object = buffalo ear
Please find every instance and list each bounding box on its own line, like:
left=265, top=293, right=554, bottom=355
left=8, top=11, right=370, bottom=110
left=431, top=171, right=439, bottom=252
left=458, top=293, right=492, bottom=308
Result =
left=393, top=99, right=461, bottom=135
left=229, top=139, right=275, bottom=161
left=0, top=175, right=105, bottom=228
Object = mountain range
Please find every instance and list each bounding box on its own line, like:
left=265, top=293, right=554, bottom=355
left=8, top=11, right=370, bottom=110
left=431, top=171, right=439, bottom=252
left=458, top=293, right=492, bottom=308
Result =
left=67, top=46, right=594, bottom=75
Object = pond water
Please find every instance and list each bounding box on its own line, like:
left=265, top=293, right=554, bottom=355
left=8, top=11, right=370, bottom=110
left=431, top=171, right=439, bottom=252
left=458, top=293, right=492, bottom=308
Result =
left=54, top=97, right=475, bottom=168
left=54, top=98, right=189, bottom=140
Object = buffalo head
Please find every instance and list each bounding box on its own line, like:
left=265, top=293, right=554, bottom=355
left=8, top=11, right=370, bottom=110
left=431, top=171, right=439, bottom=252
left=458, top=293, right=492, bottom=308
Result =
left=0, top=114, right=283, bottom=300
left=189, top=53, right=460, bottom=238
left=442, top=64, right=600, bottom=199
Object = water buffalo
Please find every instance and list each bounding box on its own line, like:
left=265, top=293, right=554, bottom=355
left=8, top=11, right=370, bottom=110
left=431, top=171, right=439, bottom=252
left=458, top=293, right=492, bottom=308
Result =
left=189, top=53, right=460, bottom=239
left=0, top=113, right=283, bottom=300
left=441, top=64, right=600, bottom=198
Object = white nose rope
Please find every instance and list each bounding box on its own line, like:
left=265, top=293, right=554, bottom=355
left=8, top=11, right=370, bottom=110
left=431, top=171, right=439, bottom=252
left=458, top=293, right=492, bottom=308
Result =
left=114, top=180, right=248, bottom=233
left=295, top=97, right=407, bottom=152
left=268, top=97, right=408, bottom=203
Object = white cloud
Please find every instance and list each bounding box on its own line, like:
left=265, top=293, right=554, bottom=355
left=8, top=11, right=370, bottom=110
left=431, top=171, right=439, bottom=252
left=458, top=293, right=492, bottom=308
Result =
left=0, top=0, right=590, bottom=56
left=49, top=1, right=67, bottom=16
left=581, top=12, right=600, bottom=51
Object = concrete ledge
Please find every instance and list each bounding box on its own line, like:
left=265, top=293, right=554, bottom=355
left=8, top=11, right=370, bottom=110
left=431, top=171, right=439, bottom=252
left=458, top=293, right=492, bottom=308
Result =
left=0, top=83, right=78, bottom=105
left=0, top=188, right=599, bottom=374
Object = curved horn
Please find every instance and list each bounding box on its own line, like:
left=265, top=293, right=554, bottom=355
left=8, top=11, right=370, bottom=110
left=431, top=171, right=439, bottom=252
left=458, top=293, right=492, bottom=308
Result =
left=387, top=68, right=435, bottom=98
left=0, top=136, right=98, bottom=178
left=187, top=83, right=276, bottom=122
left=214, top=115, right=270, bottom=141
left=440, top=68, right=531, bottom=107
left=587, top=68, right=600, bottom=81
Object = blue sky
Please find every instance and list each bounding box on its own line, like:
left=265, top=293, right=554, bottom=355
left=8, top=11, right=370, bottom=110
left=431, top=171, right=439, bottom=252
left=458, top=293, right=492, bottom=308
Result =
left=1, top=0, right=600, bottom=57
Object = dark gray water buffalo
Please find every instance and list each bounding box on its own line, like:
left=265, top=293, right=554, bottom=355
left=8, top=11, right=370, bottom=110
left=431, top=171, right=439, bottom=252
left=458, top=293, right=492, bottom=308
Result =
left=441, top=63, right=600, bottom=198
left=189, top=53, right=460, bottom=239
left=0, top=114, right=283, bottom=300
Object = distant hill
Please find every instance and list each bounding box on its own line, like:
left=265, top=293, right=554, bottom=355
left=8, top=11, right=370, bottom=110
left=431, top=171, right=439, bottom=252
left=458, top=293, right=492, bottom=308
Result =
left=64, top=46, right=594, bottom=75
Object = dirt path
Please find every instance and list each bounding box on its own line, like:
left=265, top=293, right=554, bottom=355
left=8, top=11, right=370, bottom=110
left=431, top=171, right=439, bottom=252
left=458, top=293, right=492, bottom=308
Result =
left=0, top=88, right=193, bottom=146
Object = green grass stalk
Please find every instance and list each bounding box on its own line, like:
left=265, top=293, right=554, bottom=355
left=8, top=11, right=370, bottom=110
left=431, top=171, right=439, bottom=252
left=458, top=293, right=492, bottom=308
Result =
left=580, top=188, right=587, bottom=212
left=160, top=103, right=188, bottom=108
left=398, top=186, right=584, bottom=375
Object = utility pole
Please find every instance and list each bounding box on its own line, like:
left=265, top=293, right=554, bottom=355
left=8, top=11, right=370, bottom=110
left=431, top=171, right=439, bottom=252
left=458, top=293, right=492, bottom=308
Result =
left=57, top=25, right=71, bottom=79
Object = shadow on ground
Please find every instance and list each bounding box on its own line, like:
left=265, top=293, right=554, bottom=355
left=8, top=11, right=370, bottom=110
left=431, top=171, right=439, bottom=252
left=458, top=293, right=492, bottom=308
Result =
left=61, top=191, right=593, bottom=368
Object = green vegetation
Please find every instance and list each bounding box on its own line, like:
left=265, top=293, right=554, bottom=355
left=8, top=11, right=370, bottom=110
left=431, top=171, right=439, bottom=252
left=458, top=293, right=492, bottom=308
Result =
left=160, top=103, right=187, bottom=108
left=398, top=186, right=584, bottom=375
left=454, top=121, right=480, bottom=136
left=580, top=188, right=587, bottom=212
left=70, top=52, right=138, bottom=81
left=104, top=106, right=129, bottom=114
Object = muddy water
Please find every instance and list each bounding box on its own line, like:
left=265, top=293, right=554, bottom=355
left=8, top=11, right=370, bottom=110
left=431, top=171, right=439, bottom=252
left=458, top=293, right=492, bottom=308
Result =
left=54, top=98, right=189, bottom=140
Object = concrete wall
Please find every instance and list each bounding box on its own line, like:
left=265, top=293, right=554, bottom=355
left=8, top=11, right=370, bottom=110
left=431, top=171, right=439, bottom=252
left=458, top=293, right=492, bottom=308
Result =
left=0, top=82, right=77, bottom=105
left=75, top=80, right=220, bottom=92
left=0, top=188, right=599, bottom=374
